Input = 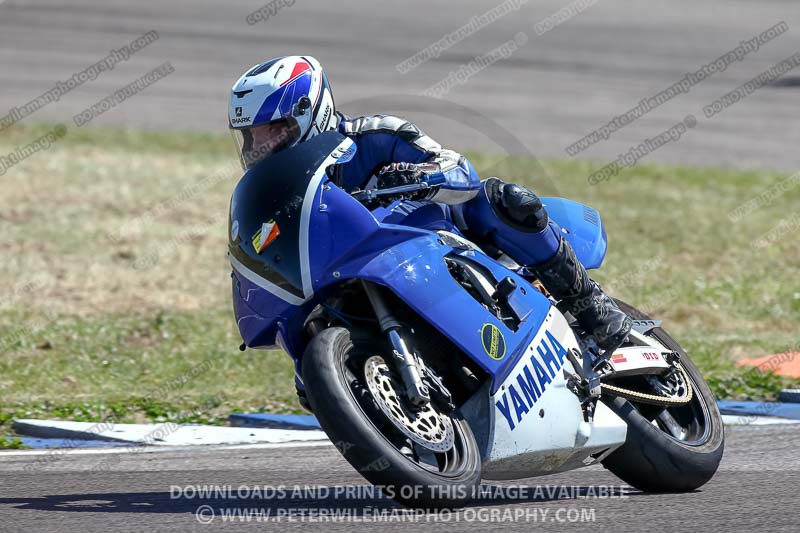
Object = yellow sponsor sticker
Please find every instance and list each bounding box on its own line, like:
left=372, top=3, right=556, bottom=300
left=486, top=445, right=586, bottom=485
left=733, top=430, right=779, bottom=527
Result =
left=481, top=323, right=506, bottom=360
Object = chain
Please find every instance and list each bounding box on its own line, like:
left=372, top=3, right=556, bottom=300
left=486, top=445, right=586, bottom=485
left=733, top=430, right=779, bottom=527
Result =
left=601, top=365, right=693, bottom=406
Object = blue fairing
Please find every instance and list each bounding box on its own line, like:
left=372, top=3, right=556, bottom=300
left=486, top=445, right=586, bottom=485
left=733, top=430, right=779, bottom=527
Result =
left=306, top=185, right=557, bottom=392
left=337, top=235, right=553, bottom=392
left=542, top=197, right=607, bottom=269
left=229, top=132, right=607, bottom=394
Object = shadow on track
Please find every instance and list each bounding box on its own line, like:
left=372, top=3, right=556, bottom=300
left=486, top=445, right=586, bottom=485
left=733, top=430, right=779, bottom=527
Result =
left=0, top=485, right=636, bottom=514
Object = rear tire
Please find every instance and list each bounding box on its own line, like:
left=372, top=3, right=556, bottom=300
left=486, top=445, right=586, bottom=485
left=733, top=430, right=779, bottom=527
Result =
left=600, top=300, right=724, bottom=492
left=302, top=327, right=482, bottom=508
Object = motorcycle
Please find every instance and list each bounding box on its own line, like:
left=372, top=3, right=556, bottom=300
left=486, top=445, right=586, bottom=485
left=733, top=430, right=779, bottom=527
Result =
left=228, top=131, right=724, bottom=508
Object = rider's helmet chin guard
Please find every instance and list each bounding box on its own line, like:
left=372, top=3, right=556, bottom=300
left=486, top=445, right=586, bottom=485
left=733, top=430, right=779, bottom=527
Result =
left=228, top=55, right=337, bottom=170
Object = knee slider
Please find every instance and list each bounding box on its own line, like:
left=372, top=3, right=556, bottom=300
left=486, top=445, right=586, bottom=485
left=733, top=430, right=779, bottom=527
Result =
left=457, top=178, right=561, bottom=266
left=487, top=178, right=549, bottom=233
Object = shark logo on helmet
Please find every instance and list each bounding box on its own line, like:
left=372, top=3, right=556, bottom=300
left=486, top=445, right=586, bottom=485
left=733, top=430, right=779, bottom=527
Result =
left=228, top=56, right=337, bottom=169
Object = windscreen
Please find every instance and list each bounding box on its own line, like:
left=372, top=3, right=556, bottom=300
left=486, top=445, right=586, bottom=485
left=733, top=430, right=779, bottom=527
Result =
left=228, top=131, right=349, bottom=300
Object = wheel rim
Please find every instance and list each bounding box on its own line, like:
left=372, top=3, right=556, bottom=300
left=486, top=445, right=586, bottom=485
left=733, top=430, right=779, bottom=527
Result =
left=638, top=332, right=713, bottom=446
left=338, top=347, right=474, bottom=477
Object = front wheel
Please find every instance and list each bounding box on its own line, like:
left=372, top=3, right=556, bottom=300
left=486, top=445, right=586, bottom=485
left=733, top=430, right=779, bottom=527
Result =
left=301, top=327, right=481, bottom=509
left=600, top=300, right=724, bottom=492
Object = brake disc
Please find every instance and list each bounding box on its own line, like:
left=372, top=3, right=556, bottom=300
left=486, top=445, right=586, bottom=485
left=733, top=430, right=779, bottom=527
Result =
left=363, top=356, right=454, bottom=452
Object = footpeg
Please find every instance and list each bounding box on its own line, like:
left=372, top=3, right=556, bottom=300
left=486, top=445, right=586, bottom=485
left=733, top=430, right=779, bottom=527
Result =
left=563, top=348, right=602, bottom=423
left=630, top=319, right=662, bottom=334
left=565, top=348, right=602, bottom=399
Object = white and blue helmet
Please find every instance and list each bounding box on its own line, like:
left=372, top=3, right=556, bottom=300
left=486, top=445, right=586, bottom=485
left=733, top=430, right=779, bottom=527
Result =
left=229, top=55, right=336, bottom=169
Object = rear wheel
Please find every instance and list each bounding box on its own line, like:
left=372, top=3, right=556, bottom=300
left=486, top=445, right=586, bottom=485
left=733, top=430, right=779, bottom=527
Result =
left=301, top=327, right=481, bottom=508
left=600, top=300, right=724, bottom=492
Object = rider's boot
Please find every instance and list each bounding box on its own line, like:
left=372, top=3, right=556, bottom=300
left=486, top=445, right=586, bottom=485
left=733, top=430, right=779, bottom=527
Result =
left=458, top=178, right=631, bottom=351
left=531, top=237, right=632, bottom=352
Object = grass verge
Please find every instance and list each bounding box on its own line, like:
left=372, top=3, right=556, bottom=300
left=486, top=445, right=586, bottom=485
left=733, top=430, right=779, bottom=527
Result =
left=1, top=122, right=797, bottom=430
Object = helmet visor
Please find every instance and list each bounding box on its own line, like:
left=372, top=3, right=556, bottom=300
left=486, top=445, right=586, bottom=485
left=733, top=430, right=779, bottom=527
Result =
left=231, top=118, right=302, bottom=169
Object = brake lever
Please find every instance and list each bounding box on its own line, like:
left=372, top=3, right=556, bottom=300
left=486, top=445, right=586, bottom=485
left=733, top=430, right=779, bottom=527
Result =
left=351, top=182, right=431, bottom=203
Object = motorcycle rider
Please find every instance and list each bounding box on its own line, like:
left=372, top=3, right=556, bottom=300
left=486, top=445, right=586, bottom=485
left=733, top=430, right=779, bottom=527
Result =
left=228, top=55, right=632, bottom=363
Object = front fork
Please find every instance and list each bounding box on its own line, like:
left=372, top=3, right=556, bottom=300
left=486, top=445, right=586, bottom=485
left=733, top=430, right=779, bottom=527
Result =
left=361, top=280, right=431, bottom=407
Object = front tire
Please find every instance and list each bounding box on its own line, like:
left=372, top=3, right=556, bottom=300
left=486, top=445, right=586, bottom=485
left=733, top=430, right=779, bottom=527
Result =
left=600, top=300, right=724, bottom=492
left=301, top=327, right=482, bottom=508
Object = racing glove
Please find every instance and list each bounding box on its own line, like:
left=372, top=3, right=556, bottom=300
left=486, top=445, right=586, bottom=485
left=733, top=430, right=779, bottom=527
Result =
left=376, top=162, right=440, bottom=203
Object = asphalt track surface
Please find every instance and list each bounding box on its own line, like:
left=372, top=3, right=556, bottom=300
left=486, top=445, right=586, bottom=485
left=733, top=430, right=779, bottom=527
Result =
left=1, top=0, right=799, bottom=175
left=0, top=425, right=798, bottom=532
left=2, top=2, right=799, bottom=531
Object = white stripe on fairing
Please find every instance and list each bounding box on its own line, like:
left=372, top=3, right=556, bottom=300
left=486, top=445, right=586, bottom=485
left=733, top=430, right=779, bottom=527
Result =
left=229, top=253, right=308, bottom=306
left=299, top=137, right=355, bottom=299
left=229, top=136, right=354, bottom=305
